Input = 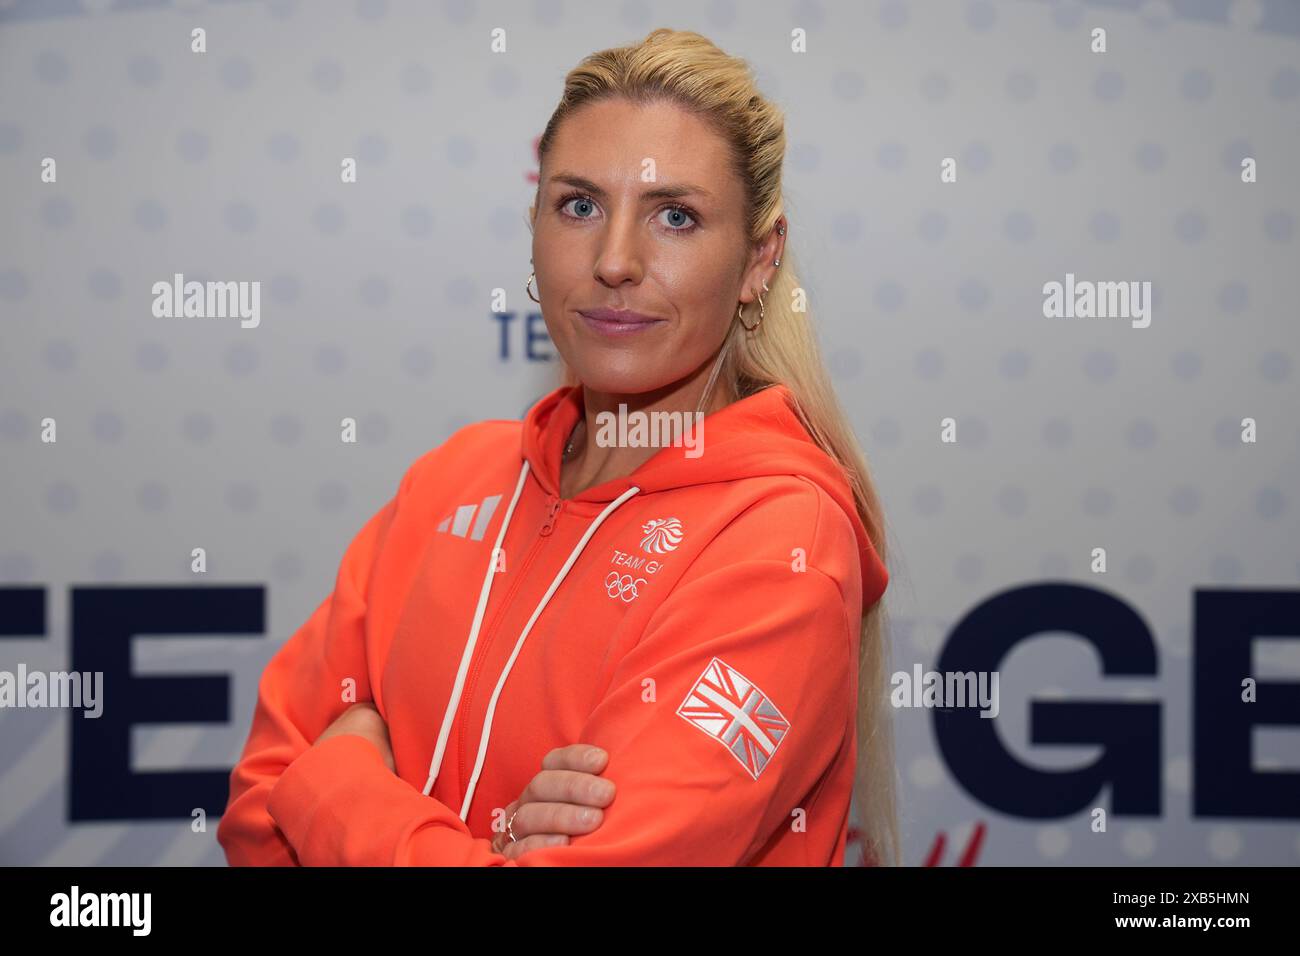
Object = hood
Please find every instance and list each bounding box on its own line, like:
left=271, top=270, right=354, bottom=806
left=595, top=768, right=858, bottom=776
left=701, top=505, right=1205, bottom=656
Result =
left=520, top=383, right=888, bottom=610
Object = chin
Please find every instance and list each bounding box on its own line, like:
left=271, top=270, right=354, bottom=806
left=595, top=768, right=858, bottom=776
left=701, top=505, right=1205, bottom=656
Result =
left=560, top=357, right=665, bottom=396
left=570, top=368, right=654, bottom=395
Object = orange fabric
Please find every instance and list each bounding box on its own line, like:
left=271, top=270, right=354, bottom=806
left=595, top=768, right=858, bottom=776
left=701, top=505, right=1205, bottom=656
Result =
left=217, top=383, right=888, bottom=866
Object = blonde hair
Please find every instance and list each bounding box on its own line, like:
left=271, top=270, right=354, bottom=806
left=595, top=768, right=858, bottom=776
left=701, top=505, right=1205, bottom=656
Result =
left=535, top=28, right=901, bottom=867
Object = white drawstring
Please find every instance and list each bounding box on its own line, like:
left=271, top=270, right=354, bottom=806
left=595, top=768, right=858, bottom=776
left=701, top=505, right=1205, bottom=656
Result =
left=458, top=483, right=641, bottom=820
left=420, top=455, right=643, bottom=826
left=421, top=460, right=531, bottom=797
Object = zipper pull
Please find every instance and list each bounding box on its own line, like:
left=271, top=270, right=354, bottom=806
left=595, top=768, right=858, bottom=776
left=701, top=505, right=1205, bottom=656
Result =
left=540, top=495, right=562, bottom=536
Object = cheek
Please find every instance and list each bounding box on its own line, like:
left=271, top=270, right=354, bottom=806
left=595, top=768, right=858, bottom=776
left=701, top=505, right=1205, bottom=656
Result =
left=535, top=245, right=596, bottom=308
left=531, top=245, right=575, bottom=318
left=658, top=258, right=740, bottom=327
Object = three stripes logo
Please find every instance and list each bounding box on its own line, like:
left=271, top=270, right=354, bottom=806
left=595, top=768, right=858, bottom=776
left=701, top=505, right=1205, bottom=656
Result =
left=435, top=494, right=502, bottom=542
left=677, top=657, right=790, bottom=780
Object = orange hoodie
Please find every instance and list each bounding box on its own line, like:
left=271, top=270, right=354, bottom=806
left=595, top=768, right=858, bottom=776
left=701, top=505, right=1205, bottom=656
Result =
left=217, top=382, right=888, bottom=866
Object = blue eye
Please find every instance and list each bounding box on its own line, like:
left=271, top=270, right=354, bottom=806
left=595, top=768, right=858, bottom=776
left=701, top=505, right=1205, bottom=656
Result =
left=561, top=196, right=598, bottom=219
left=658, top=205, right=696, bottom=232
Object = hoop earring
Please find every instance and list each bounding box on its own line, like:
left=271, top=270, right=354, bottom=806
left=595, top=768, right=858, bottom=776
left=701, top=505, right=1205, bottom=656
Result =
left=737, top=289, right=765, bottom=332
left=526, top=272, right=540, bottom=304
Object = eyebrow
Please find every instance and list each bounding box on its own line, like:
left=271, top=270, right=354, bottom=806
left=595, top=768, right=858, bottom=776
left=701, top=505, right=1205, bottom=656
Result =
left=548, top=172, right=714, bottom=203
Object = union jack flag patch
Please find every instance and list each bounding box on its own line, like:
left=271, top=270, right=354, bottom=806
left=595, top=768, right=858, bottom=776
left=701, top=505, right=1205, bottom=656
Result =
left=676, top=657, right=790, bottom=780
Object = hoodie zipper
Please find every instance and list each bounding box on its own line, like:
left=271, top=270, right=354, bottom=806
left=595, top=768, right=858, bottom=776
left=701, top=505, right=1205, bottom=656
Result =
left=455, top=492, right=562, bottom=795
left=539, top=495, right=562, bottom=535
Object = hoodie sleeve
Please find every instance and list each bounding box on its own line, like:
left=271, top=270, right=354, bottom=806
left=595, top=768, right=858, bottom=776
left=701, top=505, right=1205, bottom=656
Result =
left=261, top=484, right=874, bottom=866
left=216, top=463, right=414, bottom=866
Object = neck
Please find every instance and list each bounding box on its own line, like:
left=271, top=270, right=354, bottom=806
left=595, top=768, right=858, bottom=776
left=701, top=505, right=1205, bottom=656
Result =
left=560, top=352, right=736, bottom=498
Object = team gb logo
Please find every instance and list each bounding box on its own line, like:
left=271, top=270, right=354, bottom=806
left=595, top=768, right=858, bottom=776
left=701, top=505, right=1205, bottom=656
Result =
left=640, top=517, right=683, bottom=554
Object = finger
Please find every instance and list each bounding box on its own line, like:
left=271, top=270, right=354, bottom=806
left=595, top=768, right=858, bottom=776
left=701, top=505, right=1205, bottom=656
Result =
left=524, top=769, right=616, bottom=809
left=503, top=834, right=568, bottom=861
left=510, top=801, right=604, bottom=839
left=541, top=744, right=608, bottom=774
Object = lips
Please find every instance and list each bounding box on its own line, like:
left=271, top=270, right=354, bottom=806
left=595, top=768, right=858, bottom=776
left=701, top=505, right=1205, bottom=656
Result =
left=576, top=308, right=667, bottom=337
left=578, top=308, right=663, bottom=324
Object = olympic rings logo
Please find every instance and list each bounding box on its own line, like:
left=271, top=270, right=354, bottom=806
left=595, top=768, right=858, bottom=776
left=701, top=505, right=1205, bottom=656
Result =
left=605, top=571, right=647, bottom=603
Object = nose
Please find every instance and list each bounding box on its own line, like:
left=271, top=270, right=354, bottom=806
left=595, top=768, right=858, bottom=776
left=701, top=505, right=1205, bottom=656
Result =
left=591, top=208, right=645, bottom=288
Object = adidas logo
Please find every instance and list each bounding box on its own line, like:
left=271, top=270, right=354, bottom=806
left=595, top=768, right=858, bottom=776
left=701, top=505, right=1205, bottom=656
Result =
left=435, top=494, right=502, bottom=541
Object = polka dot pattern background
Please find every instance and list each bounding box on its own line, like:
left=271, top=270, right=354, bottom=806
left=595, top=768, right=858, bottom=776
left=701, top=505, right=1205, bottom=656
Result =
left=0, top=0, right=1297, bottom=866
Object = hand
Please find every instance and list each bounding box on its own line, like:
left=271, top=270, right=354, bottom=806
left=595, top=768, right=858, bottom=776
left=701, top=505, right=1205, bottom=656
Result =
left=316, top=701, right=396, bottom=774
left=491, top=744, right=617, bottom=860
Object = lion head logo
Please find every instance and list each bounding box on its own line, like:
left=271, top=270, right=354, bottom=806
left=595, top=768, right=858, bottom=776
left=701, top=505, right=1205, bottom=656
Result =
left=639, top=517, right=684, bottom=554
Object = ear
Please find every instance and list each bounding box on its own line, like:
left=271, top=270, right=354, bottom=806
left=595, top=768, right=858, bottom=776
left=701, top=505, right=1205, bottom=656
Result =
left=738, top=217, right=786, bottom=304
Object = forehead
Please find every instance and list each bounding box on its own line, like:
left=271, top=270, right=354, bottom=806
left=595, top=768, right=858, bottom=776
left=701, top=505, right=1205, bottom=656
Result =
left=545, top=98, right=740, bottom=203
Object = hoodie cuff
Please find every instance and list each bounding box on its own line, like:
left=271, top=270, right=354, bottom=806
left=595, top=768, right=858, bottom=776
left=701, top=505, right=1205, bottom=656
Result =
left=267, top=734, right=510, bottom=866
left=267, top=733, right=414, bottom=865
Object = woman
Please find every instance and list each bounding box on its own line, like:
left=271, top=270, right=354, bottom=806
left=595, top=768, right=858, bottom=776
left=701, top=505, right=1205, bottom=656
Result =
left=217, top=27, right=898, bottom=867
